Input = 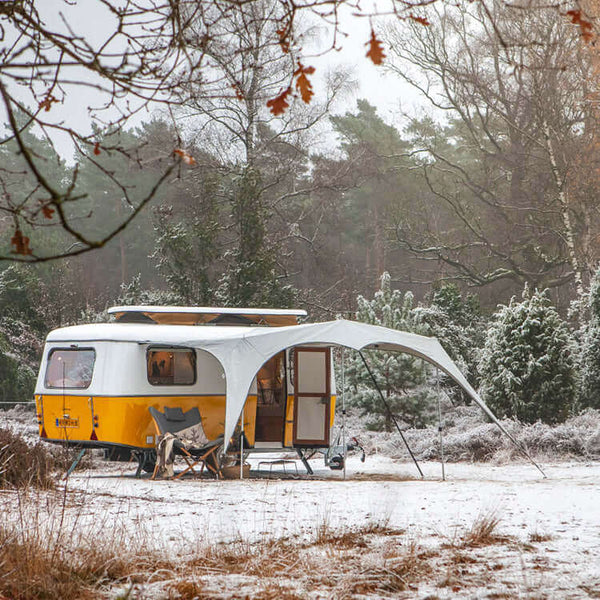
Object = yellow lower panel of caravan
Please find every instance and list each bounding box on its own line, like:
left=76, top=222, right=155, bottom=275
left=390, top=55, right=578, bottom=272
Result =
left=36, top=394, right=257, bottom=449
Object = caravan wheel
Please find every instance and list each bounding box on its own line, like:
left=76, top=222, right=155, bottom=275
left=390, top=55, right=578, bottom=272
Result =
left=328, top=455, right=344, bottom=470
left=141, top=449, right=157, bottom=473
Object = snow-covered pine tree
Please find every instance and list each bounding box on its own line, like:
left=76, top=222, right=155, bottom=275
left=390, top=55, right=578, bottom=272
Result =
left=579, top=267, right=600, bottom=409
left=414, top=283, right=485, bottom=381
left=345, top=272, right=435, bottom=430
left=478, top=287, right=576, bottom=424
left=414, top=283, right=486, bottom=405
left=0, top=266, right=44, bottom=406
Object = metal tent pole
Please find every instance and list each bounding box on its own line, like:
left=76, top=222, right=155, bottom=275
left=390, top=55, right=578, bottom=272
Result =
left=436, top=368, right=446, bottom=481
left=358, top=351, right=424, bottom=479
left=341, top=348, right=347, bottom=481
left=240, top=413, right=244, bottom=480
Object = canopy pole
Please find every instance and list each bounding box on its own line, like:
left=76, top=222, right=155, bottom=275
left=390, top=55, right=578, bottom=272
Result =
left=480, top=406, right=547, bottom=478
left=341, top=348, right=347, bottom=481
left=240, top=412, right=244, bottom=480
left=436, top=368, right=445, bottom=482
left=358, top=351, right=424, bottom=479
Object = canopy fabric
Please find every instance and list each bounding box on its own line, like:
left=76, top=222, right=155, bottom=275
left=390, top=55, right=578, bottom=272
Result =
left=190, top=319, right=504, bottom=452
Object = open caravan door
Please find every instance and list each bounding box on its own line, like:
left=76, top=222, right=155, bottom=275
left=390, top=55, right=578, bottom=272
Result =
left=293, top=348, right=331, bottom=447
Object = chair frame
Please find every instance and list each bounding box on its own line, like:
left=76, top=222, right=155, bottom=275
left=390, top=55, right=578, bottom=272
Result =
left=149, top=406, right=223, bottom=480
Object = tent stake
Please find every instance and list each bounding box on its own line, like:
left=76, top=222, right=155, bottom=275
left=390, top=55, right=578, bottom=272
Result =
left=358, top=351, right=424, bottom=479
left=436, top=369, right=445, bottom=481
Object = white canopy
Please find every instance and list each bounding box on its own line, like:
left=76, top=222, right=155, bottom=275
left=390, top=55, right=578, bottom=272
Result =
left=189, top=319, right=505, bottom=453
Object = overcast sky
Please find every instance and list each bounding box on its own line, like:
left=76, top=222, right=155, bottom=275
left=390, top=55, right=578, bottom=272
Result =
left=6, top=1, right=424, bottom=160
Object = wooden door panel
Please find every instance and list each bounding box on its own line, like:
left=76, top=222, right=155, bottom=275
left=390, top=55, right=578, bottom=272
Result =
left=293, top=348, right=330, bottom=446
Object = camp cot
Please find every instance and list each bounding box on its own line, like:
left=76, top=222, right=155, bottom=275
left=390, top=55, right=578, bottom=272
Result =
left=34, top=305, right=542, bottom=475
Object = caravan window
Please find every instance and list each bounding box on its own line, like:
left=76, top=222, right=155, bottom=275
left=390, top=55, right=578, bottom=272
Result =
left=45, top=348, right=96, bottom=389
left=147, top=348, right=196, bottom=385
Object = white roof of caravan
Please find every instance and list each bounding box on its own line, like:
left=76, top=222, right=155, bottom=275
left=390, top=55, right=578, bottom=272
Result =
left=46, top=323, right=259, bottom=344
left=107, top=306, right=307, bottom=317
left=107, top=306, right=307, bottom=327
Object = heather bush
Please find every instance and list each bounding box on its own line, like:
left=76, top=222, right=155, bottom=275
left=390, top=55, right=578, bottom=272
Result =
left=346, top=405, right=600, bottom=462
left=0, top=427, right=56, bottom=488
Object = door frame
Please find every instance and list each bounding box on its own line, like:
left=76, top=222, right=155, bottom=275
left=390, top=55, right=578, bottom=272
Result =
left=254, top=351, right=288, bottom=444
left=292, top=346, right=331, bottom=447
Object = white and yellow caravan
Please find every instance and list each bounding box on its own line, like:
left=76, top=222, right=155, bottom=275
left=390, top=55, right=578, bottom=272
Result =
left=35, top=307, right=339, bottom=472
left=35, top=305, right=539, bottom=475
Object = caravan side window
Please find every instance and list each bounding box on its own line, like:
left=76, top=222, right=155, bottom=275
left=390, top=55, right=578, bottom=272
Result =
left=45, top=348, right=96, bottom=389
left=147, top=348, right=196, bottom=385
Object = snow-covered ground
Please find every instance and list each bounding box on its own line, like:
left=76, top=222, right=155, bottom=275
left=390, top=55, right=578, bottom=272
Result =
left=3, top=452, right=600, bottom=598
left=60, top=455, right=597, bottom=550
left=3, top=406, right=600, bottom=597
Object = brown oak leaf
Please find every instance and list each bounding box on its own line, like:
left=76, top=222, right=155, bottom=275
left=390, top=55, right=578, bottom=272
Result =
left=173, top=148, right=196, bottom=165
left=366, top=29, right=386, bottom=65
left=276, top=27, right=291, bottom=53
left=38, top=94, right=58, bottom=112
left=93, top=142, right=101, bottom=156
left=266, top=87, right=291, bottom=115
left=294, top=63, right=315, bottom=104
left=10, top=228, right=32, bottom=255
left=41, top=204, right=55, bottom=219
left=566, top=10, right=594, bottom=42
left=409, top=14, right=431, bottom=26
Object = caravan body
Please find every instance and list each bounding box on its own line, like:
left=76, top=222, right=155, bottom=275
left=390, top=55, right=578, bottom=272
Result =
left=34, top=307, right=337, bottom=455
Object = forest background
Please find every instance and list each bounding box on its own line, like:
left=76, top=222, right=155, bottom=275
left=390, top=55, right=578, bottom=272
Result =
left=2, top=0, right=600, bottom=428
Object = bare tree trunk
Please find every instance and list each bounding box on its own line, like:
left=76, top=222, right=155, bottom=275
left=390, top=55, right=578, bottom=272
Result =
left=542, top=120, right=584, bottom=301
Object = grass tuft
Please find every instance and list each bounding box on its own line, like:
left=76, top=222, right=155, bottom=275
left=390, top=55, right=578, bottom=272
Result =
left=529, top=531, right=553, bottom=543
left=347, top=539, right=424, bottom=595
left=462, top=511, right=505, bottom=547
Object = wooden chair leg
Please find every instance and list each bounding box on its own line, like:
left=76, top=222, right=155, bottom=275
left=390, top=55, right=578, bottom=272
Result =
left=203, top=446, right=223, bottom=479
left=174, top=449, right=198, bottom=480
left=174, top=463, right=196, bottom=480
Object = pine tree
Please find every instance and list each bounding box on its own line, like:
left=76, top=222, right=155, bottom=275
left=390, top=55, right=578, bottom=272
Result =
left=415, top=283, right=484, bottom=380
left=415, top=283, right=486, bottom=403
left=579, top=267, right=600, bottom=409
left=216, top=167, right=296, bottom=308
left=478, top=287, right=576, bottom=424
left=345, top=272, right=435, bottom=430
left=0, top=266, right=45, bottom=405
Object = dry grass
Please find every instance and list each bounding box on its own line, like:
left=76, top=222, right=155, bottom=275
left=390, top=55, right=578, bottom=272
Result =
left=188, top=537, right=308, bottom=579
left=248, top=584, right=306, bottom=600
left=0, top=489, right=557, bottom=600
left=0, top=487, right=171, bottom=600
left=0, top=427, right=56, bottom=489
left=313, top=516, right=404, bottom=549
left=166, top=578, right=206, bottom=599
left=343, top=540, right=426, bottom=596
left=0, top=526, right=129, bottom=599
left=528, top=531, right=554, bottom=543
left=462, top=511, right=508, bottom=547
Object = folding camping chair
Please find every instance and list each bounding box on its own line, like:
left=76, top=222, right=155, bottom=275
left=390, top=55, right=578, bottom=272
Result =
left=149, top=406, right=223, bottom=480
